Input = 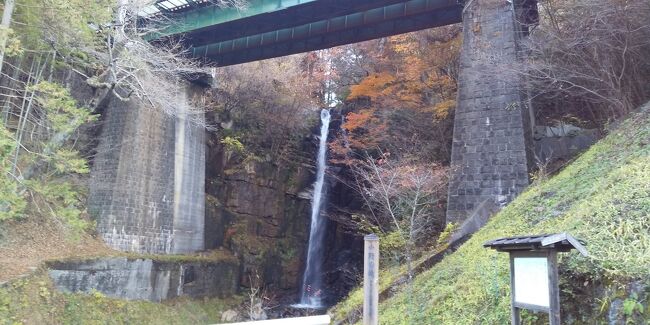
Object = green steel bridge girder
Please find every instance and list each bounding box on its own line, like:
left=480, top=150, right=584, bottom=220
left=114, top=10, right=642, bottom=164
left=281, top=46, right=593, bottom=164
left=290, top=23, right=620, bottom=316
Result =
left=150, top=0, right=319, bottom=39
left=150, top=0, right=434, bottom=41
left=152, top=0, right=463, bottom=66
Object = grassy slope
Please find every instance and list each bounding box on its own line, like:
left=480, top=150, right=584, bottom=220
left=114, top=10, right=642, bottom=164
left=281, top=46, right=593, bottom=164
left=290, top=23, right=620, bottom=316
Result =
left=333, top=105, right=650, bottom=324
left=0, top=271, right=241, bottom=325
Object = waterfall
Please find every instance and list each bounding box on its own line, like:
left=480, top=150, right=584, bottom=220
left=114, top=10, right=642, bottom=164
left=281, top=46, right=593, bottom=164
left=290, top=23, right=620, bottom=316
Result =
left=298, top=109, right=331, bottom=308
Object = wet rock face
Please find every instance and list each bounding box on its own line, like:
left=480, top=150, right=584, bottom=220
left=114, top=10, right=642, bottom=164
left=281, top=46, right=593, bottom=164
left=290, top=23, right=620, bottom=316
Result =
left=207, top=161, right=314, bottom=292
left=201, top=108, right=370, bottom=308
left=205, top=131, right=314, bottom=292
left=322, top=109, right=369, bottom=303
left=321, top=223, right=363, bottom=305
left=204, top=121, right=363, bottom=298
left=47, top=257, right=239, bottom=301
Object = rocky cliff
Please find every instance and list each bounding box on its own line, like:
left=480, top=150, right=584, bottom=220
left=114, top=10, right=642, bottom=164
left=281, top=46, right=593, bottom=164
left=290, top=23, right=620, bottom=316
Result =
left=204, top=112, right=363, bottom=302
left=205, top=156, right=312, bottom=291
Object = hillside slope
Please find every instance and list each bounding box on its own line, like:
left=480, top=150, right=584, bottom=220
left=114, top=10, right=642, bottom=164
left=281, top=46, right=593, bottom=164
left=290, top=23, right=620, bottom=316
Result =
left=334, top=104, right=650, bottom=324
left=0, top=219, right=116, bottom=283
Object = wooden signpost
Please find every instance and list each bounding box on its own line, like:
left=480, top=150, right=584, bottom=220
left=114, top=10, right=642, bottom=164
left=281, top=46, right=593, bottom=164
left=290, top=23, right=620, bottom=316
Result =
left=363, top=234, right=379, bottom=325
left=484, top=233, right=588, bottom=325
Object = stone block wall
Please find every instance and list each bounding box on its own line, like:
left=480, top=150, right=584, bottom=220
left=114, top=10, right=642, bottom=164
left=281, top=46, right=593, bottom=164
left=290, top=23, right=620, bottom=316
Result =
left=447, top=0, right=533, bottom=224
left=89, top=82, right=206, bottom=254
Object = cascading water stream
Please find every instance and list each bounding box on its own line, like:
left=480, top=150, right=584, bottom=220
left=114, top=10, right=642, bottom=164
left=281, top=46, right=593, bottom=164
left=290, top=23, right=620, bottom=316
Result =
left=297, top=109, right=331, bottom=308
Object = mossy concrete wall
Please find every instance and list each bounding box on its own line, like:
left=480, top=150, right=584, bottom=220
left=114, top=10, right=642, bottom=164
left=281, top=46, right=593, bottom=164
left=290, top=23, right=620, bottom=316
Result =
left=47, top=257, right=239, bottom=301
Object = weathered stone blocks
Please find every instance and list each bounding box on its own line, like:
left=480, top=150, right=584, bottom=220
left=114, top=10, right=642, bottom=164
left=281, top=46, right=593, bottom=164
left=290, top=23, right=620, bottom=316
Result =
left=89, top=82, right=206, bottom=254
left=447, top=0, right=533, bottom=224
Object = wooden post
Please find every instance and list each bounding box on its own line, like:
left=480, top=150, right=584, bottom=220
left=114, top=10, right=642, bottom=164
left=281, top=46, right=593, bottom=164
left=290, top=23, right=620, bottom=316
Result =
left=363, top=234, right=379, bottom=325
left=547, top=250, right=561, bottom=325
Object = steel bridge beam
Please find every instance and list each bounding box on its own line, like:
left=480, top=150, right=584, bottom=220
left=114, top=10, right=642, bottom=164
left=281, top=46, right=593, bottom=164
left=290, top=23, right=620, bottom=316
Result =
left=149, top=0, right=463, bottom=66
left=190, top=0, right=462, bottom=66
left=150, top=0, right=412, bottom=43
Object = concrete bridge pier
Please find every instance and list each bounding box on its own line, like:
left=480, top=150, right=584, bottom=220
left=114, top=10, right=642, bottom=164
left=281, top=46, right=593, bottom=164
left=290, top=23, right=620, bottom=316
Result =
left=89, top=80, right=206, bottom=254
left=447, top=0, right=536, bottom=224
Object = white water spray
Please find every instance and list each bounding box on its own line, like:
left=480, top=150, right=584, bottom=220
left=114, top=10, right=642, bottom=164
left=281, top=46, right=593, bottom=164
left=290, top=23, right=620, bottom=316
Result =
left=297, top=109, right=331, bottom=308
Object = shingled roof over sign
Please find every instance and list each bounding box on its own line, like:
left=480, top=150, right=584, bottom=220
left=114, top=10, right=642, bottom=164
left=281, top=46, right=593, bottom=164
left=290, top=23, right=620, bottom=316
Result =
left=484, top=233, right=589, bottom=256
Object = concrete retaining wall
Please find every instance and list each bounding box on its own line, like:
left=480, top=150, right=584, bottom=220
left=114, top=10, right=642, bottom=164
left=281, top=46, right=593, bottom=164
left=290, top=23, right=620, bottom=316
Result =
left=48, top=257, right=239, bottom=301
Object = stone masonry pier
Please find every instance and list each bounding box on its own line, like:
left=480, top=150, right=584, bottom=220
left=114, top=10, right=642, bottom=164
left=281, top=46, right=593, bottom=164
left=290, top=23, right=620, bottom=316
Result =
left=447, top=0, right=535, bottom=224
left=88, top=82, right=206, bottom=254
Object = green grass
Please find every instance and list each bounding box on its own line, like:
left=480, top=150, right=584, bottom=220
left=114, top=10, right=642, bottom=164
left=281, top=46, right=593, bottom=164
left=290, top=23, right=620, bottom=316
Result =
left=330, top=245, right=450, bottom=321
left=330, top=261, right=408, bottom=321
left=0, top=271, right=242, bottom=325
left=332, top=105, right=650, bottom=324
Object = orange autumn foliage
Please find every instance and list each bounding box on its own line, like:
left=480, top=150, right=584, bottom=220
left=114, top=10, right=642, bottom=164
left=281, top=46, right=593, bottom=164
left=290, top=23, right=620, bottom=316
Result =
left=347, top=31, right=461, bottom=111
left=343, top=109, right=373, bottom=132
left=342, top=108, right=388, bottom=148
left=347, top=73, right=396, bottom=101
left=330, top=27, right=462, bottom=165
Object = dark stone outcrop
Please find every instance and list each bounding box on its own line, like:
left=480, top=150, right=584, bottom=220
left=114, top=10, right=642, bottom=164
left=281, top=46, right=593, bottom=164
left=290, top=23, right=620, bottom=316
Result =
left=205, top=129, right=314, bottom=292
left=204, top=113, right=363, bottom=301
left=533, top=124, right=599, bottom=168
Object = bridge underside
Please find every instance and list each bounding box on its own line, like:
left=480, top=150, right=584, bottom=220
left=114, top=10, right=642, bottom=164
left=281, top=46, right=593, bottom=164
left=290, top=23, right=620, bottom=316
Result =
left=152, top=0, right=462, bottom=66
left=113, top=0, right=536, bottom=239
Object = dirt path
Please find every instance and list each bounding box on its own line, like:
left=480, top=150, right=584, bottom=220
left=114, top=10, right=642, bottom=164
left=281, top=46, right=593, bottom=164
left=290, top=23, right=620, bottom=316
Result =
left=0, top=219, right=116, bottom=283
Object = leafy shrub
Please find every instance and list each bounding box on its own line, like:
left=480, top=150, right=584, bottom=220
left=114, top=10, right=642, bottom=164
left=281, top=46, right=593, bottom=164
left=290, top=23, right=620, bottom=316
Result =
left=220, top=136, right=245, bottom=154
left=1, top=81, right=95, bottom=236
left=0, top=127, right=26, bottom=221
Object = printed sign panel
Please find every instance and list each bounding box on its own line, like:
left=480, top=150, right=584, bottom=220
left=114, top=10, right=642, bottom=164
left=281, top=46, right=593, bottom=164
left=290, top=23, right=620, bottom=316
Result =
left=514, top=257, right=550, bottom=308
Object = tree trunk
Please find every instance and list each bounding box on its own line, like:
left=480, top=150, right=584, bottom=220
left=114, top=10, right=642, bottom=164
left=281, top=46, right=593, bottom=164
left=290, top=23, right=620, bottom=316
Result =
left=1, top=53, right=23, bottom=124
left=13, top=55, right=48, bottom=175
left=0, top=0, right=16, bottom=74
